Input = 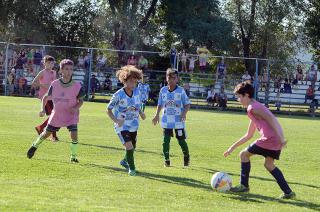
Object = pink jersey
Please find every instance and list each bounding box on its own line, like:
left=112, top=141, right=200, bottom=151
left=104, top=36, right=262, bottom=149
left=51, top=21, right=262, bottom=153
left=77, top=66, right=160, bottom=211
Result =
left=48, top=79, right=82, bottom=127
left=247, top=101, right=282, bottom=150
left=39, top=69, right=56, bottom=99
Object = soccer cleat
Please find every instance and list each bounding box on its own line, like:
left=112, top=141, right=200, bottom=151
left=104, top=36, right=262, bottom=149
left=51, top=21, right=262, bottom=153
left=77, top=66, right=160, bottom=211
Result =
left=120, top=159, right=129, bottom=169
left=230, top=184, right=250, bottom=192
left=164, top=160, right=171, bottom=167
left=70, top=158, right=79, bottom=163
left=35, top=126, right=41, bottom=135
left=184, top=155, right=190, bottom=167
left=128, top=169, right=136, bottom=176
left=27, top=146, right=37, bottom=159
left=279, top=192, right=296, bottom=199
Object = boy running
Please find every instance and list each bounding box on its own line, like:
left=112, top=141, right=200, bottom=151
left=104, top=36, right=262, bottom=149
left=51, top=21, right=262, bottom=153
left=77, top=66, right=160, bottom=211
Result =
left=27, top=59, right=85, bottom=163
left=224, top=81, right=295, bottom=199
left=107, top=65, right=146, bottom=176
left=152, top=68, right=191, bottom=167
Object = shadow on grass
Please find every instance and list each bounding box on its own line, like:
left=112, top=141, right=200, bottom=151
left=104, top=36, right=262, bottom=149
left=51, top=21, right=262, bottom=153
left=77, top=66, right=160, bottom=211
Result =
left=226, top=192, right=320, bottom=211
left=198, top=167, right=320, bottom=190
left=87, top=164, right=211, bottom=191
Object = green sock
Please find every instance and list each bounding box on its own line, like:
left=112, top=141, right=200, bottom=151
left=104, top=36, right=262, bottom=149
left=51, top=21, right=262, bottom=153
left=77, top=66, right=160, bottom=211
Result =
left=32, top=135, right=45, bottom=148
left=126, top=149, right=135, bottom=170
left=142, top=103, right=146, bottom=112
left=178, top=139, right=189, bottom=156
left=163, top=135, right=171, bottom=160
left=70, top=140, right=78, bottom=159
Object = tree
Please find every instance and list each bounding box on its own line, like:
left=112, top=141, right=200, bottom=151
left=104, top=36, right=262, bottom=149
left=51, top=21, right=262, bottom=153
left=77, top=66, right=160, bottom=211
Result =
left=305, top=0, right=320, bottom=62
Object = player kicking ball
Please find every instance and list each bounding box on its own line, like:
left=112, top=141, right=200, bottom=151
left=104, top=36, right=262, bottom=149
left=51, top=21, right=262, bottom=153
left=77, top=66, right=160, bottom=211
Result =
left=152, top=68, right=191, bottom=167
left=224, top=81, right=295, bottom=199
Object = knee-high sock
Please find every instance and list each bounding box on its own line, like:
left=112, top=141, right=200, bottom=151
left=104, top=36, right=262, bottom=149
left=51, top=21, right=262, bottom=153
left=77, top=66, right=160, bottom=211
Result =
left=32, top=134, right=46, bottom=148
left=126, top=149, right=135, bottom=170
left=240, top=161, right=251, bottom=187
left=270, top=167, right=292, bottom=194
left=163, top=135, right=171, bottom=160
left=70, top=140, right=78, bottom=159
left=178, top=139, right=189, bottom=156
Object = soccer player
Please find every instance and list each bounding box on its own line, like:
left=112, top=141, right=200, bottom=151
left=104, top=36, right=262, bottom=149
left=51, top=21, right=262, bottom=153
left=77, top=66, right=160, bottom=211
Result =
left=223, top=81, right=295, bottom=199
left=152, top=68, right=191, bottom=167
left=137, top=76, right=150, bottom=112
left=32, top=55, right=59, bottom=141
left=27, top=59, right=85, bottom=163
left=107, top=65, right=146, bottom=176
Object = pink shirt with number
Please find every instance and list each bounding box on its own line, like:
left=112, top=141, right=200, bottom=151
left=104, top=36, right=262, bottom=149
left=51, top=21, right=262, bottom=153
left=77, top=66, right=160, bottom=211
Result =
left=39, top=69, right=56, bottom=99
left=247, top=101, right=282, bottom=151
left=48, top=79, right=82, bottom=127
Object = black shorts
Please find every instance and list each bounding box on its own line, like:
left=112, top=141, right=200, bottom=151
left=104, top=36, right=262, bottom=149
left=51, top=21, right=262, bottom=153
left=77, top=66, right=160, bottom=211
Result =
left=117, top=131, right=137, bottom=144
left=163, top=128, right=187, bottom=140
left=247, top=144, right=281, bottom=160
left=45, top=124, right=78, bottom=133
left=45, top=100, right=54, bottom=116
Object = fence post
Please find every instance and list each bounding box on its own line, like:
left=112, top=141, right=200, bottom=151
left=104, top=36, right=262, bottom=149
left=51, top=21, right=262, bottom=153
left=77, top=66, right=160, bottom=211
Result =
left=3, top=43, right=10, bottom=96
left=265, top=59, right=270, bottom=106
left=254, top=58, right=259, bottom=99
left=86, top=48, right=93, bottom=101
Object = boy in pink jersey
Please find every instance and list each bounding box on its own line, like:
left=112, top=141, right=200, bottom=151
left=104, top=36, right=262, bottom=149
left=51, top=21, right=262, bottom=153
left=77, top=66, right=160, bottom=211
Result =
left=224, top=81, right=295, bottom=199
left=27, top=59, right=85, bottom=163
left=32, top=55, right=59, bottom=141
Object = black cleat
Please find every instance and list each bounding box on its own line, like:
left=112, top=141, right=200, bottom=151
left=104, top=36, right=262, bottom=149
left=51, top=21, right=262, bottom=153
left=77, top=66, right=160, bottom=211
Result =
left=27, top=146, right=37, bottom=159
left=184, top=155, right=190, bottom=167
left=70, top=158, right=79, bottom=163
left=164, top=160, right=171, bottom=167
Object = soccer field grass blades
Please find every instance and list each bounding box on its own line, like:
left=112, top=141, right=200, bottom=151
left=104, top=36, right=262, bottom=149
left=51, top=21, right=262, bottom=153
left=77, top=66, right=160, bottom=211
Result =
left=27, top=146, right=37, bottom=159
left=230, top=184, right=250, bottom=192
left=279, top=192, right=296, bottom=199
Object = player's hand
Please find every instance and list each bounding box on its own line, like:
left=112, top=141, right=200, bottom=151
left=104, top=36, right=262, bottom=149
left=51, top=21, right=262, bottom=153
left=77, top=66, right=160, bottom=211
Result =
left=181, top=113, right=187, bottom=122
left=281, top=139, right=287, bottom=149
left=39, top=110, right=46, bottom=117
left=116, top=119, right=125, bottom=127
left=223, top=147, right=233, bottom=157
left=152, top=115, right=159, bottom=125
left=140, top=112, right=146, bottom=120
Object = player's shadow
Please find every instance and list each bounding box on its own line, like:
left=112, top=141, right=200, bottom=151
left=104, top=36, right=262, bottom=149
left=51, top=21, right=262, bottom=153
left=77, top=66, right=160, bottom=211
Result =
left=198, top=167, right=320, bottom=190
left=88, top=164, right=211, bottom=191
left=227, top=192, right=320, bottom=211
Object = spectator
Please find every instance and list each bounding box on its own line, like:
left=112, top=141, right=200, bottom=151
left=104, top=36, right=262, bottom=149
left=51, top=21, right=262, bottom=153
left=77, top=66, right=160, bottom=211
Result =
left=275, top=92, right=282, bottom=111
left=274, top=76, right=281, bottom=92
left=306, top=64, right=317, bottom=85
left=138, top=55, right=148, bottom=71
left=27, top=49, right=34, bottom=66
left=261, top=66, right=268, bottom=91
left=217, top=87, right=228, bottom=109
left=33, top=49, right=42, bottom=75
left=304, top=85, right=315, bottom=103
left=127, top=55, right=137, bottom=66
left=77, top=54, right=85, bottom=69
left=216, top=57, right=227, bottom=85
left=295, top=64, right=304, bottom=83
left=241, top=71, right=252, bottom=81
left=0, top=51, right=3, bottom=66
left=18, top=74, right=27, bottom=96
left=197, top=46, right=209, bottom=72
left=282, top=78, right=292, bottom=94
left=96, top=53, right=107, bottom=71
left=183, top=81, right=190, bottom=97
left=169, top=45, right=177, bottom=68
left=180, top=50, right=187, bottom=72
left=187, top=55, right=197, bottom=73
left=90, top=74, right=100, bottom=99
left=84, top=51, right=91, bottom=69
left=7, top=68, right=15, bottom=95
left=14, top=54, right=25, bottom=85
left=103, top=75, right=112, bottom=92
left=206, top=87, right=217, bottom=107
left=12, top=50, right=18, bottom=67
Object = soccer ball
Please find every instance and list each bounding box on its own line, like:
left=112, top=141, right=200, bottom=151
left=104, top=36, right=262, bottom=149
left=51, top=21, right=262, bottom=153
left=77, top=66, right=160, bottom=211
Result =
left=210, top=172, right=232, bottom=192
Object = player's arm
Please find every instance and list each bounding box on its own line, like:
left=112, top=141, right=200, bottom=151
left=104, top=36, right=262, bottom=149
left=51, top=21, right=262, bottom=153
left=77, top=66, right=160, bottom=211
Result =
left=31, top=71, right=43, bottom=87
left=181, top=104, right=190, bottom=121
left=39, top=86, right=52, bottom=117
left=106, top=94, right=124, bottom=127
left=152, top=105, right=162, bottom=125
left=251, top=108, right=285, bottom=145
left=224, top=120, right=256, bottom=157
left=139, top=110, right=146, bottom=120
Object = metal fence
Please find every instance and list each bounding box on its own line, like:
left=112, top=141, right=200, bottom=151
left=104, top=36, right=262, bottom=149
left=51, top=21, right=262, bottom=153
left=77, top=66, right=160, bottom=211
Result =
left=0, top=42, right=319, bottom=116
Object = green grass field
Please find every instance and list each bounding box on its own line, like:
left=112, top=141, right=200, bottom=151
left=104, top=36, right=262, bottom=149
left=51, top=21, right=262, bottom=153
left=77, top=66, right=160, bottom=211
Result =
left=0, top=96, right=319, bottom=211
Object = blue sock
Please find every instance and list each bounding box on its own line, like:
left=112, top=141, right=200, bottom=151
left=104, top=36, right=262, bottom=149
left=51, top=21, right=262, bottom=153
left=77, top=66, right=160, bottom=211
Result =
left=270, top=167, right=292, bottom=194
left=240, top=161, right=251, bottom=187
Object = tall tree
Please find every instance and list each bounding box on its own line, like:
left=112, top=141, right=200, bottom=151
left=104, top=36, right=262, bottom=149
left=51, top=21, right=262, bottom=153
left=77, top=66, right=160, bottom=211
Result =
left=305, top=0, right=320, bottom=62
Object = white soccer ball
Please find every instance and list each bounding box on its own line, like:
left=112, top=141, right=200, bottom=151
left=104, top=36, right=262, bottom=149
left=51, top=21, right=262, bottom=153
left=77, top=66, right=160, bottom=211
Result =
left=210, top=172, right=232, bottom=192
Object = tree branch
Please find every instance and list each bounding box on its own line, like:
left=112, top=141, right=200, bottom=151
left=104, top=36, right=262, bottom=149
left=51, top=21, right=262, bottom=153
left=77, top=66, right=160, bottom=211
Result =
left=138, top=0, right=158, bottom=29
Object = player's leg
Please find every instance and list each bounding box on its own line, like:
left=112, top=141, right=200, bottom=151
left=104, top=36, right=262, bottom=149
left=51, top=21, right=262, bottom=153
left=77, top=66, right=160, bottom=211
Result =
left=69, top=125, right=79, bottom=163
left=124, top=141, right=135, bottom=176
left=27, top=127, right=54, bottom=159
left=175, top=129, right=190, bottom=167
left=264, top=157, right=295, bottom=199
left=230, top=148, right=254, bottom=192
left=163, top=129, right=172, bottom=167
